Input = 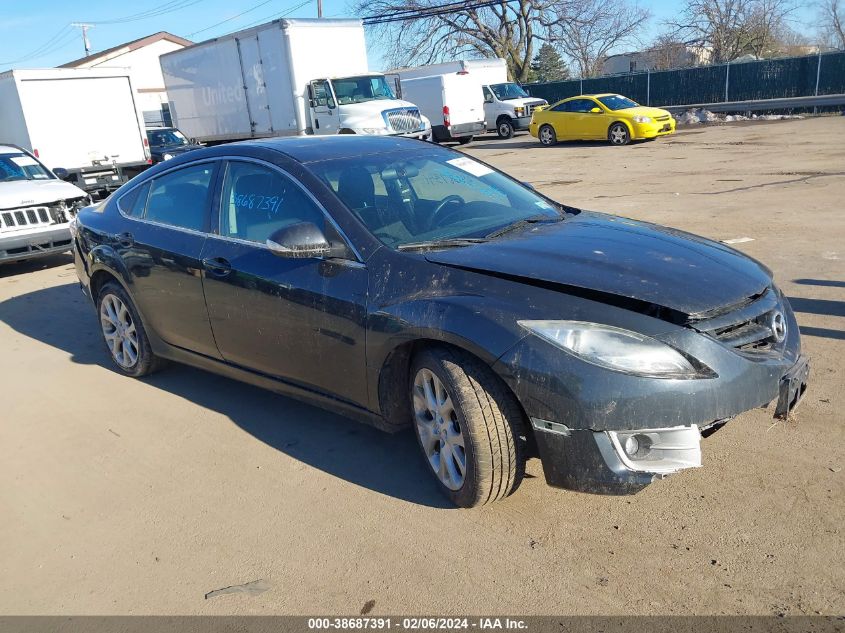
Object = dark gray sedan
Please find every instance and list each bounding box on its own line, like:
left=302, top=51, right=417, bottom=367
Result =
left=72, top=136, right=808, bottom=507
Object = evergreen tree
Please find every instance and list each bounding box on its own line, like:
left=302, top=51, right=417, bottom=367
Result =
left=530, top=43, right=570, bottom=82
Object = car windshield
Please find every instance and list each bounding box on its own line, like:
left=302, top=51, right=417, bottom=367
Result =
left=490, top=82, right=529, bottom=101
left=147, top=129, right=189, bottom=147
left=0, top=153, right=53, bottom=182
left=310, top=147, right=563, bottom=249
left=331, top=75, right=396, bottom=105
left=597, top=95, right=639, bottom=110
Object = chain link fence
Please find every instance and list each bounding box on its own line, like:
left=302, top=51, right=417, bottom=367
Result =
left=525, top=50, right=845, bottom=110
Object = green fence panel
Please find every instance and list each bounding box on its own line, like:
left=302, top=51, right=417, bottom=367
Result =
left=818, top=51, right=845, bottom=95
left=527, top=51, right=845, bottom=108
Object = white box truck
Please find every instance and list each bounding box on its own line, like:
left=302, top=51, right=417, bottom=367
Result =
left=160, top=18, right=431, bottom=143
left=397, top=72, right=485, bottom=144
left=391, top=58, right=547, bottom=139
left=0, top=68, right=151, bottom=198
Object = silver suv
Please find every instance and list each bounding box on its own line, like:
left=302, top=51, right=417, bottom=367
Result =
left=0, top=144, right=90, bottom=263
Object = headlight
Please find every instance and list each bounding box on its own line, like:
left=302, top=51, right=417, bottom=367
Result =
left=632, top=115, right=652, bottom=124
left=518, top=320, right=705, bottom=378
left=514, top=107, right=525, bottom=116
left=162, top=153, right=174, bottom=161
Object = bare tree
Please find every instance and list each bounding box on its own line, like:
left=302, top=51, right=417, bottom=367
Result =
left=359, top=0, right=548, bottom=81
left=819, top=0, right=845, bottom=48
left=646, top=34, right=697, bottom=69
left=666, top=0, right=798, bottom=63
left=359, top=0, right=649, bottom=81
left=549, top=0, right=650, bottom=77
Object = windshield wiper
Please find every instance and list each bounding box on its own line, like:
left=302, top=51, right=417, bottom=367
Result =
left=397, top=238, right=488, bottom=252
left=485, top=214, right=562, bottom=239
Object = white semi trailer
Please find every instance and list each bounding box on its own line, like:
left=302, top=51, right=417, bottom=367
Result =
left=160, top=18, right=431, bottom=143
left=0, top=68, right=151, bottom=198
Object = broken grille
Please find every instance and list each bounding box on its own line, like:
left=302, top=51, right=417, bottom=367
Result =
left=690, top=287, right=782, bottom=353
left=385, top=108, right=422, bottom=133
left=0, top=205, right=69, bottom=231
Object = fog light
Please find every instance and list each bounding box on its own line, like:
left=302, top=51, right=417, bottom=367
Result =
left=608, top=426, right=701, bottom=474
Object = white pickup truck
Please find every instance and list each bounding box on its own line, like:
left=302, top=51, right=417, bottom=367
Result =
left=0, top=144, right=89, bottom=264
left=391, top=58, right=547, bottom=139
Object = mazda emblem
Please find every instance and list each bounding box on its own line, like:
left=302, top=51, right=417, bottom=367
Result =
left=770, top=311, right=786, bottom=343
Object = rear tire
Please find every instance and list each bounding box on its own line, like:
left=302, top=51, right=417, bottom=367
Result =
left=496, top=118, right=515, bottom=139
left=539, top=124, right=557, bottom=146
left=608, top=122, right=631, bottom=146
left=97, top=282, right=163, bottom=377
left=410, top=346, right=525, bottom=508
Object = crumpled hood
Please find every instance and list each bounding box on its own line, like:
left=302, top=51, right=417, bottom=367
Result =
left=0, top=179, right=88, bottom=210
left=424, top=212, right=772, bottom=317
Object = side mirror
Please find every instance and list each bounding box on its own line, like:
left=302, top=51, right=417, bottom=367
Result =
left=52, top=167, right=69, bottom=180
left=522, top=181, right=536, bottom=190
left=266, top=222, right=347, bottom=259
left=590, top=107, right=602, bottom=114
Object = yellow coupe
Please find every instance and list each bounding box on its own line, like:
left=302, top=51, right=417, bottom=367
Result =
left=529, top=93, right=676, bottom=146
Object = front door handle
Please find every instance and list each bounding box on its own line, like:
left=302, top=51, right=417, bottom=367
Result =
left=202, top=257, right=232, bottom=277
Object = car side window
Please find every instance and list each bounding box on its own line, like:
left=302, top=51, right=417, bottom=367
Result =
left=219, top=161, right=326, bottom=244
left=483, top=87, right=494, bottom=103
left=550, top=101, right=570, bottom=112
left=568, top=99, right=596, bottom=113
left=117, top=182, right=151, bottom=218
left=145, top=163, right=215, bottom=231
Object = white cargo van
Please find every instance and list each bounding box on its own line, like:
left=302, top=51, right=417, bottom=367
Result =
left=0, top=68, right=151, bottom=198
left=397, top=72, right=485, bottom=144
left=391, top=58, right=547, bottom=139
left=160, top=19, right=431, bottom=143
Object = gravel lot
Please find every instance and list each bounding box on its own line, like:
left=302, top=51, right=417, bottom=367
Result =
left=1, top=116, right=842, bottom=616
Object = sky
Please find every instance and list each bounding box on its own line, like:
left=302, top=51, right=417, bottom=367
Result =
left=0, top=0, right=821, bottom=73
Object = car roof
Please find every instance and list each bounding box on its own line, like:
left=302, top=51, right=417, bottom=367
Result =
left=251, top=135, right=437, bottom=164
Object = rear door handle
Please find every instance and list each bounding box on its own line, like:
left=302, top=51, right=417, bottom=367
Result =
left=202, top=257, right=232, bottom=277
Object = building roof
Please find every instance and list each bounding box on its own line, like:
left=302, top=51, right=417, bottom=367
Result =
left=59, top=31, right=192, bottom=68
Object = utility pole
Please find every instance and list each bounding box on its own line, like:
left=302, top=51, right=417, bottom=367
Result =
left=317, top=0, right=323, bottom=17
left=71, top=23, right=94, bottom=57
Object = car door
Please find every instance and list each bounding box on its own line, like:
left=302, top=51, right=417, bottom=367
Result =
left=199, top=159, right=369, bottom=406
left=309, top=79, right=339, bottom=135
left=547, top=100, right=572, bottom=138
left=569, top=98, right=612, bottom=139
left=114, top=160, right=222, bottom=359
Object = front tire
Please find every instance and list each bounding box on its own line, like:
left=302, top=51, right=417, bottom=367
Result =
left=538, top=124, right=557, bottom=146
left=608, top=122, right=631, bottom=146
left=496, top=118, right=515, bottom=139
left=410, top=347, right=525, bottom=507
left=97, top=282, right=162, bottom=377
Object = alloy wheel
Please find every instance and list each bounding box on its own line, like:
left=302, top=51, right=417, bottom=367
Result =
left=610, top=124, right=629, bottom=145
left=412, top=367, right=467, bottom=490
left=540, top=126, right=555, bottom=145
left=100, top=293, right=139, bottom=369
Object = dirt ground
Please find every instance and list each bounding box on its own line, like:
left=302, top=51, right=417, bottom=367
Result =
left=0, top=116, right=842, bottom=616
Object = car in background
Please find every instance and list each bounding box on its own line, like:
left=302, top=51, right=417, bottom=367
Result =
left=72, top=136, right=807, bottom=508
left=530, top=93, right=676, bottom=146
left=146, top=127, right=204, bottom=165
left=0, top=144, right=90, bottom=263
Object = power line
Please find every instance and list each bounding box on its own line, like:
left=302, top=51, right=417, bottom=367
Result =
left=0, top=25, right=80, bottom=66
left=362, top=0, right=516, bottom=24
left=187, top=0, right=278, bottom=37
left=87, top=0, right=205, bottom=25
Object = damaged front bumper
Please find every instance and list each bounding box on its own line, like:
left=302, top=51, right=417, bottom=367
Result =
left=494, top=307, right=809, bottom=495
